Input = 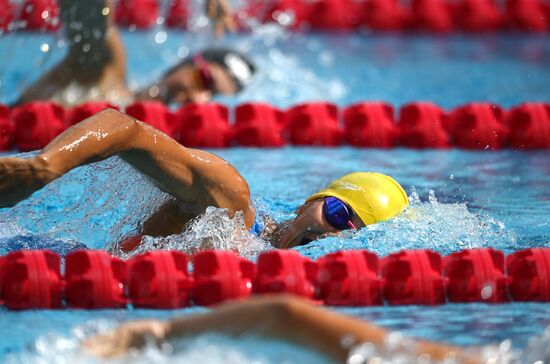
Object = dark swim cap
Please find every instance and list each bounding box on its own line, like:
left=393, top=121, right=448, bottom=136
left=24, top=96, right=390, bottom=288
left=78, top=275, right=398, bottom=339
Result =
left=200, top=48, right=256, bottom=92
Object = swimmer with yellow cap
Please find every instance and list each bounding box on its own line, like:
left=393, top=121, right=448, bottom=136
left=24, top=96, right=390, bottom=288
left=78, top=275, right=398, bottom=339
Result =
left=270, top=172, right=409, bottom=248
left=0, top=109, right=408, bottom=251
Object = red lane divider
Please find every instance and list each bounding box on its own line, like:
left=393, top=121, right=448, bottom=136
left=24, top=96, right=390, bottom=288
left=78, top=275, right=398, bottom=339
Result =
left=343, top=102, right=398, bottom=148
left=192, top=250, right=255, bottom=306
left=176, top=103, right=231, bottom=148
left=505, top=103, right=550, bottom=149
left=0, top=0, right=16, bottom=32
left=18, top=0, right=60, bottom=32
left=4, top=0, right=548, bottom=33
left=116, top=0, right=159, bottom=29
left=65, top=250, right=127, bottom=309
left=507, top=248, right=550, bottom=302
left=166, top=0, right=190, bottom=29
left=444, top=248, right=508, bottom=303
left=0, top=248, right=549, bottom=309
left=255, top=250, right=317, bottom=298
left=2, top=250, right=62, bottom=309
left=234, top=103, right=285, bottom=147
left=0, top=104, right=13, bottom=151
left=447, top=103, right=508, bottom=150
left=317, top=250, right=382, bottom=306
left=398, top=102, right=449, bottom=148
left=11, top=102, right=65, bottom=152
left=285, top=102, right=342, bottom=146
left=410, top=0, right=454, bottom=33
left=380, top=249, right=445, bottom=305
left=506, top=0, right=549, bottom=32
left=453, top=0, right=505, bottom=32
left=1, top=101, right=550, bottom=150
left=128, top=251, right=191, bottom=308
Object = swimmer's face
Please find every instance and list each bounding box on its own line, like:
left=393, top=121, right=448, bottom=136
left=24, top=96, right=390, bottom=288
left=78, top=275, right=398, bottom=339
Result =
left=271, top=199, right=365, bottom=249
left=159, top=62, right=238, bottom=104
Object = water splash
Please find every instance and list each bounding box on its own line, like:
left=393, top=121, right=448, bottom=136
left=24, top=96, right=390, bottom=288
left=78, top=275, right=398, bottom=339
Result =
left=115, top=206, right=271, bottom=261
left=296, top=188, right=517, bottom=259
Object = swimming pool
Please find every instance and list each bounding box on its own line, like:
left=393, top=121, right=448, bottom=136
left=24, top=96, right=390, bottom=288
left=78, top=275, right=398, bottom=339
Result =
left=1, top=26, right=550, bottom=363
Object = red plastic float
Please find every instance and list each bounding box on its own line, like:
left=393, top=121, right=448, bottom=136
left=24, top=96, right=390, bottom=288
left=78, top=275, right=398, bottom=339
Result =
left=166, top=0, right=189, bottom=29
left=507, top=248, right=550, bottom=302
left=410, top=0, right=454, bottom=33
left=380, top=249, right=445, bottom=305
left=128, top=251, right=191, bottom=308
left=447, top=103, right=508, bottom=150
left=363, top=0, right=408, bottom=31
left=192, top=250, right=255, bottom=306
left=116, top=0, right=159, bottom=29
left=504, top=103, right=550, bottom=149
left=233, top=103, right=285, bottom=147
left=398, top=102, right=449, bottom=148
left=65, top=250, right=127, bottom=309
left=176, top=103, right=232, bottom=148
left=11, top=101, right=66, bottom=152
left=125, top=101, right=176, bottom=137
left=0, top=0, right=15, bottom=32
left=18, top=0, right=60, bottom=31
left=0, top=104, right=13, bottom=151
left=506, top=0, right=548, bottom=32
left=243, top=0, right=308, bottom=30
left=285, top=102, right=342, bottom=146
left=317, top=250, right=382, bottom=306
left=443, top=248, right=508, bottom=303
left=65, top=102, right=118, bottom=127
left=453, top=0, right=504, bottom=32
left=1, top=250, right=62, bottom=310
left=255, top=250, right=317, bottom=298
left=305, top=0, right=364, bottom=30
left=343, top=102, right=398, bottom=148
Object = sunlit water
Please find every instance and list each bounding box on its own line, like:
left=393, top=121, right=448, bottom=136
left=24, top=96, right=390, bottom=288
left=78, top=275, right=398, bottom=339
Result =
left=1, top=7, right=550, bottom=363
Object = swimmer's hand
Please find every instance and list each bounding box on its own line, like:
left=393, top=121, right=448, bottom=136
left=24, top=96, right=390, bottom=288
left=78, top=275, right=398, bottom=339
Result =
left=206, top=0, right=236, bottom=38
left=0, top=156, right=58, bottom=208
left=83, top=320, right=169, bottom=358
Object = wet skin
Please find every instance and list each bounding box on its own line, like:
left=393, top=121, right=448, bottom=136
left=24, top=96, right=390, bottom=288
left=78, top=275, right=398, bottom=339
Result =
left=0, top=109, right=355, bottom=249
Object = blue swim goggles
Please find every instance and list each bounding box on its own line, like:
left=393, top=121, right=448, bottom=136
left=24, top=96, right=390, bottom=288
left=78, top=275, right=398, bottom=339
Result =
left=323, top=196, right=358, bottom=230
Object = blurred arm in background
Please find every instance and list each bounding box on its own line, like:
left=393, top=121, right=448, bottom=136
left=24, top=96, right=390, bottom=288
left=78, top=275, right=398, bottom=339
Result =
left=17, top=0, right=131, bottom=106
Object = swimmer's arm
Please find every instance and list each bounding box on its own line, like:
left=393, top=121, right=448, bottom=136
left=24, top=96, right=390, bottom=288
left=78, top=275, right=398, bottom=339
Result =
left=85, top=296, right=480, bottom=363
left=0, top=109, right=254, bottom=227
left=17, top=0, right=126, bottom=104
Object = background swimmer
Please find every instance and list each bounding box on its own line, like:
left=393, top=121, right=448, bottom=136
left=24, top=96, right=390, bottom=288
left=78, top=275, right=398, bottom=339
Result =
left=15, top=0, right=255, bottom=106
left=85, top=295, right=482, bottom=363
left=0, top=109, right=408, bottom=250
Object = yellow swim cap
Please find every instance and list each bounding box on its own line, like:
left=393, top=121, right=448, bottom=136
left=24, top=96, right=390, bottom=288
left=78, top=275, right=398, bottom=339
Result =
left=306, top=172, right=409, bottom=226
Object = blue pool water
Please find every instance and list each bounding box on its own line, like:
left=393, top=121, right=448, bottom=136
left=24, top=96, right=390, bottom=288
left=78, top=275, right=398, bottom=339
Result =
left=1, top=25, right=550, bottom=363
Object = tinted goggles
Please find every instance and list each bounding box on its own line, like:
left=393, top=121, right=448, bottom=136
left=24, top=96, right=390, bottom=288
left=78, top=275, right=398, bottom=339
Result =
left=193, top=54, right=215, bottom=92
left=323, top=196, right=357, bottom=230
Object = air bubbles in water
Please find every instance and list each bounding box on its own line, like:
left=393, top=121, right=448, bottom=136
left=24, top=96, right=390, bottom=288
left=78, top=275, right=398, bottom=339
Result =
left=273, top=10, right=295, bottom=27
left=177, top=46, right=189, bottom=58
left=155, top=31, right=168, bottom=44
